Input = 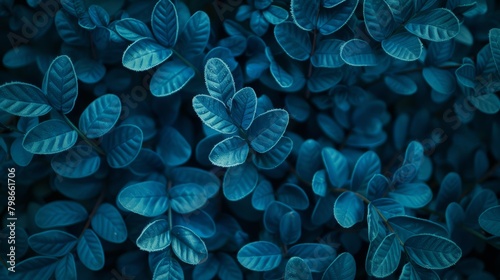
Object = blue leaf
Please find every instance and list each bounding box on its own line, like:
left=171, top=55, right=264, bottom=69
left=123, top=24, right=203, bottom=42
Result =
left=122, top=38, right=172, bottom=71
left=399, top=262, right=439, bottom=280
left=118, top=181, right=168, bottom=217
left=170, top=183, right=207, bottom=214
left=435, top=172, right=461, bottom=212
left=288, top=243, right=337, bottom=272
left=10, top=137, right=33, bottom=167
left=231, top=87, right=257, bottom=130
left=364, top=0, right=396, bottom=41
left=490, top=28, right=500, bottom=75
left=2, top=46, right=36, bottom=68
left=323, top=0, right=346, bottom=8
left=286, top=96, right=310, bottom=122
left=371, top=198, right=405, bottom=219
left=73, top=59, right=106, bottom=84
left=474, top=149, right=489, bottom=179
left=77, top=229, right=105, bottom=271
left=218, top=36, right=247, bottom=56
left=171, top=225, right=208, bottom=265
left=296, top=139, right=323, bottom=182
left=291, top=0, right=318, bottom=31
left=157, top=127, right=191, bottom=166
left=308, top=68, right=343, bottom=93
left=250, top=10, right=269, bottom=36
left=404, top=234, right=462, bottom=269
left=277, top=183, right=309, bottom=210
left=102, top=124, right=143, bottom=168
left=136, top=219, right=171, bottom=252
left=115, top=18, right=153, bottom=41
left=316, top=0, right=359, bottom=35
left=274, top=22, right=311, bottom=61
left=322, top=147, right=348, bottom=187
left=367, top=204, right=385, bottom=242
left=351, top=151, right=381, bottom=191
left=35, top=201, right=87, bottom=228
left=280, top=211, right=302, bottom=245
left=218, top=253, right=243, bottom=280
left=91, top=203, right=127, bottom=243
left=0, top=82, right=51, bottom=117
left=322, top=252, right=356, bottom=280
left=285, top=257, right=312, bottom=280
left=173, top=210, right=216, bottom=238
left=392, top=163, right=418, bottom=184
left=465, top=189, right=498, bottom=228
left=253, top=136, right=293, bottom=169
left=129, top=148, right=165, bottom=176
left=176, top=11, right=210, bottom=57
left=334, top=191, right=365, bottom=228
left=224, top=162, right=258, bottom=201
left=427, top=40, right=455, bottom=66
left=12, top=256, right=58, bottom=280
left=382, top=32, right=423, bottom=62
left=78, top=94, right=121, bottom=139
left=248, top=109, right=289, bottom=153
left=264, top=201, right=294, bottom=233
left=22, top=120, right=77, bottom=154
left=209, top=136, right=249, bottom=167
left=479, top=206, right=500, bottom=236
left=154, top=257, right=184, bottom=280
left=55, top=254, right=76, bottom=280
left=88, top=5, right=109, bottom=26
left=152, top=0, right=178, bottom=47
left=384, top=0, right=414, bottom=23
left=193, top=254, right=220, bottom=280
left=388, top=183, right=432, bottom=208
left=50, top=145, right=100, bottom=178
left=340, top=39, right=376, bottom=66
left=262, top=5, right=289, bottom=24
left=446, top=202, right=465, bottom=234
left=405, top=8, right=460, bottom=42
left=252, top=179, right=275, bottom=211
left=311, top=39, right=345, bottom=68
left=423, top=66, right=456, bottom=94
left=237, top=241, right=282, bottom=271
left=467, top=92, right=500, bottom=115
left=192, top=95, right=238, bottom=134
left=150, top=60, right=195, bottom=96
left=28, top=230, right=77, bottom=257
left=171, top=167, right=221, bottom=198
left=388, top=216, right=449, bottom=243
left=313, top=170, right=328, bottom=197
left=43, top=56, right=78, bottom=114
left=403, top=141, right=424, bottom=167
left=204, top=58, right=235, bottom=104
left=384, top=74, right=418, bottom=95
left=370, top=233, right=401, bottom=277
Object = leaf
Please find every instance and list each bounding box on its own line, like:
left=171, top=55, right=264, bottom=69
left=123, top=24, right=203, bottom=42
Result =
left=322, top=252, right=356, bottom=280
left=115, top=18, right=153, bottom=41
left=489, top=28, right=500, bottom=75
left=274, top=22, right=311, bottom=61
left=224, top=162, right=258, bottom=201
left=192, top=95, right=238, bottom=134
left=263, top=5, right=289, bottom=24
left=23, top=119, right=77, bottom=154
left=247, top=109, right=289, bottom=153
left=2, top=46, right=36, bottom=68
left=388, top=216, right=449, bottom=243
left=0, top=82, right=51, bottom=117
left=334, top=191, right=365, bottom=228
left=78, top=94, right=121, bottom=139
left=311, top=39, right=344, bottom=68
left=136, top=219, right=171, bottom=252
left=468, top=93, right=500, bottom=115
left=231, top=87, right=257, bottom=130
left=88, top=5, right=109, bottom=26
left=157, top=127, right=191, bottom=166
left=435, top=172, right=462, bottom=212
left=479, top=206, right=500, bottom=236
left=12, top=257, right=58, bottom=280
left=313, top=170, right=328, bottom=197
left=204, top=58, right=235, bottom=104
left=50, top=145, right=100, bottom=178
left=170, top=183, right=207, bottom=214
left=176, top=11, right=210, bottom=57
left=427, top=40, right=455, bottom=66
left=277, top=184, right=309, bottom=210
left=367, top=174, right=390, bottom=200
left=10, top=137, right=33, bottom=167
left=264, top=201, right=294, bottom=233
left=322, top=147, right=348, bottom=187
left=237, top=241, right=282, bottom=271
left=280, top=211, right=302, bottom=245
left=399, top=262, right=439, bottom=280
left=296, top=139, right=323, bottom=182
left=209, top=136, right=249, bottom=167
left=91, top=203, right=127, bottom=243
left=382, top=32, right=423, bottom=61
left=371, top=198, right=405, bottom=218
left=286, top=257, right=312, bottom=280
left=152, top=0, right=178, bottom=47
left=171, top=225, right=208, bottom=265
left=384, top=74, right=418, bottom=95
left=55, top=254, right=76, bottom=280
left=384, top=0, right=414, bottom=23
left=150, top=60, right=195, bottom=96
left=35, top=201, right=87, bottom=228
left=351, top=151, right=381, bottom=191
left=253, top=136, right=293, bottom=169
left=117, top=181, right=168, bottom=217
left=288, top=243, right=337, bottom=272
left=173, top=210, right=216, bottom=239
left=122, top=38, right=172, bottom=71
left=404, top=234, right=462, bottom=269
left=252, top=179, right=275, bottom=211
left=364, top=0, right=396, bottom=41
left=405, top=8, right=460, bottom=42
left=193, top=254, right=220, bottom=280
left=102, top=124, right=143, bottom=168
left=73, top=59, right=106, bottom=84
left=340, top=39, right=377, bottom=66
left=403, top=141, right=424, bottom=167
left=423, top=66, right=456, bottom=94
left=28, top=230, right=77, bottom=257
left=291, top=0, right=319, bottom=31
left=77, top=229, right=105, bottom=271
left=465, top=189, right=498, bottom=228
left=308, top=68, right=342, bottom=93
left=370, top=233, right=401, bottom=277
left=154, top=257, right=184, bottom=280
left=388, top=183, right=432, bottom=208
left=316, top=0, right=359, bottom=35
left=43, top=56, right=78, bottom=114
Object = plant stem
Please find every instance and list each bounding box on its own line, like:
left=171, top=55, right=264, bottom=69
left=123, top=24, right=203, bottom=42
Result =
left=168, top=180, right=173, bottom=230
left=172, top=50, right=202, bottom=77
left=78, top=189, right=106, bottom=239
left=62, top=114, right=106, bottom=156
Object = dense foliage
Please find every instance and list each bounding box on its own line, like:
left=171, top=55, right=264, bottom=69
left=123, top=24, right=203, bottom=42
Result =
left=1, top=0, right=500, bottom=279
